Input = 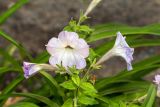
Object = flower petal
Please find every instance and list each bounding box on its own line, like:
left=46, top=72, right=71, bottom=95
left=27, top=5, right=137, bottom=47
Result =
left=96, top=32, right=134, bottom=71
left=75, top=39, right=89, bottom=58
left=58, top=31, right=79, bottom=48
left=49, top=49, right=65, bottom=67
left=113, top=32, right=134, bottom=71
left=115, top=32, right=129, bottom=47
left=74, top=53, right=86, bottom=69
left=46, top=37, right=64, bottom=56
left=61, top=50, right=76, bottom=68
left=127, top=63, right=133, bottom=71
left=23, top=62, right=56, bottom=79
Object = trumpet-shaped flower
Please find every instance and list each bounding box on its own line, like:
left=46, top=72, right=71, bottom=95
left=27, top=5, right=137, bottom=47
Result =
left=84, top=0, right=102, bottom=16
left=96, top=32, right=134, bottom=71
left=46, top=31, right=89, bottom=69
left=23, top=62, right=56, bottom=78
left=153, top=74, right=160, bottom=97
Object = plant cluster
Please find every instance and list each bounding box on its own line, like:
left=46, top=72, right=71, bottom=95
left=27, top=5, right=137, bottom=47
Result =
left=0, top=0, right=160, bottom=107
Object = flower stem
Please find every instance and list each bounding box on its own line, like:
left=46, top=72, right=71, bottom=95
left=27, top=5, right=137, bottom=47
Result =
left=82, top=67, right=92, bottom=81
left=73, top=88, right=78, bottom=107
left=96, top=49, right=113, bottom=65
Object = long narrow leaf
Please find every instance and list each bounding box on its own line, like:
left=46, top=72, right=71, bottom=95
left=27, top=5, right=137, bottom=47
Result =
left=0, top=93, right=60, bottom=107
left=40, top=71, right=64, bottom=97
left=0, top=30, right=32, bottom=60
left=95, top=39, right=160, bottom=56
left=0, top=48, right=21, bottom=70
left=95, top=55, right=160, bottom=90
left=88, top=23, right=160, bottom=42
left=142, top=84, right=156, bottom=107
left=0, top=75, right=24, bottom=105
left=0, top=0, right=29, bottom=24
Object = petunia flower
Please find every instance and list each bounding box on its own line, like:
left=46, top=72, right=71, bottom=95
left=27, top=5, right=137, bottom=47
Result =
left=153, top=74, right=160, bottom=97
left=153, top=75, right=160, bottom=85
left=23, top=62, right=56, bottom=79
left=96, top=32, right=134, bottom=71
left=46, top=31, right=89, bottom=69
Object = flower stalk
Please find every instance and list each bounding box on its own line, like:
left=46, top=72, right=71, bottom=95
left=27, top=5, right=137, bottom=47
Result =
left=73, top=89, right=78, bottom=107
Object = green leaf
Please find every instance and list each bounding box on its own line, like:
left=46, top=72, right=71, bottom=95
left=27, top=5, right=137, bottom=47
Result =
left=118, top=101, right=126, bottom=107
left=112, top=90, right=146, bottom=102
left=0, top=93, right=60, bottom=107
left=142, top=84, right=156, bottom=107
left=62, top=98, right=73, bottom=107
left=78, top=94, right=98, bottom=105
left=128, top=104, right=140, bottom=107
left=99, top=81, right=149, bottom=96
left=95, top=39, right=160, bottom=56
left=2, top=75, right=24, bottom=94
left=88, top=23, right=160, bottom=42
left=60, top=80, right=76, bottom=90
left=0, top=0, right=29, bottom=24
left=0, top=75, right=24, bottom=105
left=95, top=95, right=110, bottom=104
left=87, top=49, right=99, bottom=65
left=129, top=39, right=160, bottom=47
left=40, top=71, right=64, bottom=97
left=0, top=30, right=32, bottom=60
left=96, top=96, right=126, bottom=107
left=9, top=102, right=39, bottom=107
left=0, top=66, right=17, bottom=74
left=0, top=48, right=21, bottom=70
left=95, top=55, right=160, bottom=90
left=33, top=51, right=49, bottom=63
left=71, top=75, right=80, bottom=86
left=80, top=82, right=97, bottom=93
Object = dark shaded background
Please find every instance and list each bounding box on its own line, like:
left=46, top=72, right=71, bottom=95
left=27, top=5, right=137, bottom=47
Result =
left=0, top=0, right=160, bottom=77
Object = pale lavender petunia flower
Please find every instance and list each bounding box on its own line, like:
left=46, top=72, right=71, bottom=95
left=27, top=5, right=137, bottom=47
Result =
left=96, top=32, right=134, bottom=71
left=23, top=62, right=56, bottom=79
left=153, top=74, right=160, bottom=97
left=153, top=75, right=160, bottom=85
left=46, top=31, right=89, bottom=69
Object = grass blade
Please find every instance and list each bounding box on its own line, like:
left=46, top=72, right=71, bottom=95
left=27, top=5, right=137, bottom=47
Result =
left=88, top=23, right=160, bottom=42
left=0, top=30, right=32, bottom=60
left=0, top=0, right=29, bottom=24
left=142, top=84, right=156, bottom=107
left=0, top=93, right=60, bottom=107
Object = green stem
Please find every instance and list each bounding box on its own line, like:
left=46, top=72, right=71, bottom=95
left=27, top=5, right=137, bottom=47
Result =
left=82, top=67, right=92, bottom=82
left=82, top=60, right=96, bottom=82
left=73, top=88, right=78, bottom=107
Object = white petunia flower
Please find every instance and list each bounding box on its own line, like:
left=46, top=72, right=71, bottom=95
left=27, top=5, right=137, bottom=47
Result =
left=96, top=32, right=134, bottom=71
left=23, top=62, right=56, bottom=79
left=46, top=31, right=89, bottom=69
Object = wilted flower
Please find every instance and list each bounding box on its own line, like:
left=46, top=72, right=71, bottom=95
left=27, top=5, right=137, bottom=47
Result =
left=46, top=31, right=89, bottom=69
left=153, top=74, right=160, bottom=97
left=96, top=32, right=134, bottom=71
left=23, top=62, right=56, bottom=79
